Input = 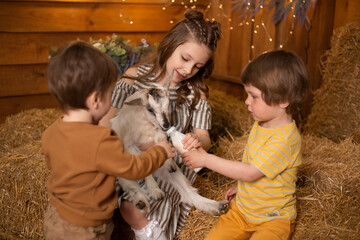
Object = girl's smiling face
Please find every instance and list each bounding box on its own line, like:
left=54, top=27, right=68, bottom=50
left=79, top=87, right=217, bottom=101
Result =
left=165, top=41, right=211, bottom=85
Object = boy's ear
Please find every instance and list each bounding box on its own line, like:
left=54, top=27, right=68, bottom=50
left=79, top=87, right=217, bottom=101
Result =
left=279, top=101, right=290, bottom=109
left=86, top=91, right=101, bottom=109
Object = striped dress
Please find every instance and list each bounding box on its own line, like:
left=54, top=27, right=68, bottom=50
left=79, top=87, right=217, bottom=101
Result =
left=235, top=121, right=301, bottom=225
left=112, top=65, right=212, bottom=239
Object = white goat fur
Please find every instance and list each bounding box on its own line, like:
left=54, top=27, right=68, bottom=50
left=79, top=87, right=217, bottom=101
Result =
left=110, top=82, right=227, bottom=216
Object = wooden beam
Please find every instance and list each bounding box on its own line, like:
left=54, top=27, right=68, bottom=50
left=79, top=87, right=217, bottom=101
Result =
left=0, top=2, right=206, bottom=32
left=8, top=0, right=210, bottom=4
left=0, top=64, right=48, bottom=97
left=0, top=94, right=59, bottom=123
left=0, top=32, right=165, bottom=65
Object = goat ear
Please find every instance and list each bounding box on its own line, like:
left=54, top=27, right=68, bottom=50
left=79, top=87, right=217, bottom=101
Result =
left=125, top=98, right=142, bottom=106
left=163, top=69, right=174, bottom=89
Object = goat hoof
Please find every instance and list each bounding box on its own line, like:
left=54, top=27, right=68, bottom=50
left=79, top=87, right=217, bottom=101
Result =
left=219, top=202, right=228, bottom=211
left=136, top=201, right=146, bottom=209
left=169, top=166, right=177, bottom=173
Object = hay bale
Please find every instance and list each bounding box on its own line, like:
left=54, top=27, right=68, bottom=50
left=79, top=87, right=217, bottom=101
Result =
left=208, top=88, right=253, bottom=143
left=177, top=134, right=360, bottom=239
left=0, top=108, right=60, bottom=240
left=294, top=135, right=360, bottom=239
left=304, top=23, right=360, bottom=142
left=352, top=127, right=360, bottom=144
left=0, top=108, right=61, bottom=154
left=0, top=142, right=49, bottom=240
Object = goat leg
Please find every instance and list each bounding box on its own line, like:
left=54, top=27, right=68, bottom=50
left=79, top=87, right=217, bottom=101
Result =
left=153, top=161, right=228, bottom=216
left=143, top=175, right=165, bottom=201
left=116, top=177, right=151, bottom=214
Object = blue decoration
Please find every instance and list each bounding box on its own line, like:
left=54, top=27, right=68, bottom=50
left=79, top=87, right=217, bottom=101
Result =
left=232, top=0, right=317, bottom=29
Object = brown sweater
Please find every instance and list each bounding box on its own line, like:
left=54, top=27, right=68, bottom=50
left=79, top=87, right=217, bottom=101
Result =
left=42, top=118, right=167, bottom=227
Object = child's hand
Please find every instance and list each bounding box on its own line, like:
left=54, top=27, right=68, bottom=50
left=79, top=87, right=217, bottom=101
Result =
left=182, top=132, right=201, bottom=150
left=225, top=185, right=237, bottom=202
left=156, top=140, right=176, bottom=159
left=181, top=147, right=208, bottom=169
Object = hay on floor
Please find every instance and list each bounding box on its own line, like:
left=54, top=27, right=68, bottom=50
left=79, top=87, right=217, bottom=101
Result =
left=304, top=23, right=360, bottom=143
left=2, top=101, right=359, bottom=239
left=208, top=88, right=253, bottom=143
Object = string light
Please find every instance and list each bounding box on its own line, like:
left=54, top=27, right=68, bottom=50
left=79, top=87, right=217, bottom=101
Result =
left=116, top=0, right=310, bottom=61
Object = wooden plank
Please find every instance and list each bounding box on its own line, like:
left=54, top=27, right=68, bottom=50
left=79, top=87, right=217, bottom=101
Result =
left=0, top=94, right=59, bottom=123
left=252, top=7, right=276, bottom=58
left=299, top=0, right=335, bottom=118
left=0, top=32, right=166, bottom=65
left=0, top=64, right=48, bottom=97
left=0, top=2, right=206, bottom=32
left=207, top=0, right=231, bottom=75
left=333, top=0, right=360, bottom=29
left=227, top=12, right=252, bottom=77
left=9, top=0, right=210, bottom=4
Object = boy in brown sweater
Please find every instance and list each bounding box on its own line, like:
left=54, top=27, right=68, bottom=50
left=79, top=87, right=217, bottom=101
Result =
left=42, top=41, right=175, bottom=239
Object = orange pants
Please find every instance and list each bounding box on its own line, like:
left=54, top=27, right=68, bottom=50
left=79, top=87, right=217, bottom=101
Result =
left=206, top=201, right=295, bottom=240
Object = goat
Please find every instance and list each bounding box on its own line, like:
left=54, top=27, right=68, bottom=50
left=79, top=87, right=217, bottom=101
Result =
left=110, top=75, right=227, bottom=216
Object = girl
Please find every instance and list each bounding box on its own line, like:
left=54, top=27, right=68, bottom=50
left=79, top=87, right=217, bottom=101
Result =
left=100, top=9, right=221, bottom=240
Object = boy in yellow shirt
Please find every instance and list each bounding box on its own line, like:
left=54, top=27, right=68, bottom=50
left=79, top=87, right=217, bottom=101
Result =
left=182, top=50, right=309, bottom=240
left=42, top=41, right=175, bottom=239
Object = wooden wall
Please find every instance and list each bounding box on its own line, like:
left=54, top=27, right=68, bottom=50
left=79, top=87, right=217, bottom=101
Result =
left=206, top=0, right=360, bottom=120
left=1, top=0, right=360, bottom=123
left=0, top=0, right=208, bottom=122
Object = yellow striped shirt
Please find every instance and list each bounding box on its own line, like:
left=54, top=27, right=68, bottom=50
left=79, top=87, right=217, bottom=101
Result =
left=236, top=121, right=301, bottom=224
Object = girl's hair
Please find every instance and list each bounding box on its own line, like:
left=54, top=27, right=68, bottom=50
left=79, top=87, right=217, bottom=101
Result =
left=127, top=10, right=221, bottom=109
left=241, top=50, right=309, bottom=115
left=48, top=41, right=118, bottom=112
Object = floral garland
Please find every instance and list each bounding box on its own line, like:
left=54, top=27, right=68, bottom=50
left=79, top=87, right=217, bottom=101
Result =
left=49, top=34, right=153, bottom=75
left=90, top=34, right=153, bottom=75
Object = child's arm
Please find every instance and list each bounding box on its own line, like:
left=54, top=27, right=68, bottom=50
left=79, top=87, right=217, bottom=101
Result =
left=98, top=135, right=175, bottom=180
left=181, top=147, right=264, bottom=182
